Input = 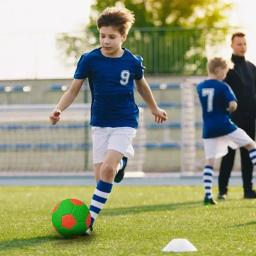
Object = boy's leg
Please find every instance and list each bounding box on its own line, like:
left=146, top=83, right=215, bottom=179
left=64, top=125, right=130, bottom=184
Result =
left=243, top=142, right=256, bottom=198
left=114, top=156, right=128, bottom=183
left=203, top=159, right=217, bottom=205
left=110, top=127, right=136, bottom=183
left=239, top=120, right=256, bottom=197
left=218, top=148, right=235, bottom=198
left=85, top=164, right=101, bottom=235
left=93, top=163, right=102, bottom=182
left=228, top=128, right=256, bottom=198
left=246, top=142, right=256, bottom=164
left=203, top=165, right=214, bottom=199
left=241, top=147, right=254, bottom=196
left=89, top=150, right=122, bottom=228
left=248, top=148, right=256, bottom=164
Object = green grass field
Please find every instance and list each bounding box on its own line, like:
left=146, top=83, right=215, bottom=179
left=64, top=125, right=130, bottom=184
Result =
left=0, top=185, right=255, bottom=256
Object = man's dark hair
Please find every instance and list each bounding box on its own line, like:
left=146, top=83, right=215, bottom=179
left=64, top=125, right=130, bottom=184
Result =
left=231, top=32, right=245, bottom=41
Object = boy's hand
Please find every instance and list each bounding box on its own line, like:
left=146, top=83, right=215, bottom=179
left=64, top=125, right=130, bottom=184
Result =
left=226, top=101, right=237, bottom=113
left=49, top=109, right=61, bottom=125
left=152, top=107, right=168, bottom=123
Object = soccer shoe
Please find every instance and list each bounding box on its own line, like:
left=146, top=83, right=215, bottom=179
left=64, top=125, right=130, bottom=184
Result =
left=85, top=226, right=93, bottom=236
left=204, top=197, right=217, bottom=205
left=114, top=156, right=128, bottom=183
left=217, top=193, right=227, bottom=200
left=244, top=190, right=256, bottom=199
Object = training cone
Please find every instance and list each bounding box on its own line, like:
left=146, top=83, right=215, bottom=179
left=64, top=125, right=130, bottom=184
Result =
left=162, top=238, right=197, bottom=252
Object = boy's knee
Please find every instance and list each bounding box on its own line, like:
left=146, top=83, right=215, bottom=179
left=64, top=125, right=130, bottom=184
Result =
left=100, top=163, right=116, bottom=180
left=245, top=143, right=256, bottom=151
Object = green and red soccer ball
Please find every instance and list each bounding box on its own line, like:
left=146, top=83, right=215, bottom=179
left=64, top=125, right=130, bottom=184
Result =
left=51, top=198, right=91, bottom=237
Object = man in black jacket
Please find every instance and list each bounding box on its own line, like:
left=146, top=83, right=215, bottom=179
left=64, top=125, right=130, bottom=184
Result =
left=218, top=32, right=256, bottom=199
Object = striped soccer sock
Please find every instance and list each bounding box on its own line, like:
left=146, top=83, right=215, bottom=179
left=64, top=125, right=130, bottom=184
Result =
left=249, top=149, right=256, bottom=165
left=203, top=165, right=214, bottom=199
left=89, top=180, right=113, bottom=227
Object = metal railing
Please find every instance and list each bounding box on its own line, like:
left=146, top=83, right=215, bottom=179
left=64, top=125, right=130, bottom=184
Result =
left=123, top=27, right=208, bottom=74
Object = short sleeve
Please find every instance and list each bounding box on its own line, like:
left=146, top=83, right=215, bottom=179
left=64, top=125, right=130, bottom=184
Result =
left=134, top=55, right=145, bottom=80
left=223, top=83, right=237, bottom=103
left=74, top=54, right=90, bottom=79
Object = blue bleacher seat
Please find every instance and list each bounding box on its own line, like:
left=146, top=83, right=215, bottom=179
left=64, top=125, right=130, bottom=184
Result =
left=12, top=85, right=25, bottom=92
left=50, top=84, right=65, bottom=92
left=0, top=85, right=5, bottom=92
left=7, top=85, right=31, bottom=93
left=149, top=83, right=180, bottom=90
left=138, top=102, right=181, bottom=108
left=50, top=83, right=71, bottom=91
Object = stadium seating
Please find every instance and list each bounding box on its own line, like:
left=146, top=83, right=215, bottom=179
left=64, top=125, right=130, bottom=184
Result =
left=0, top=85, right=5, bottom=92
left=49, top=84, right=68, bottom=92
left=149, top=83, right=180, bottom=90
left=0, top=85, right=31, bottom=93
left=48, top=83, right=180, bottom=92
left=49, top=83, right=88, bottom=92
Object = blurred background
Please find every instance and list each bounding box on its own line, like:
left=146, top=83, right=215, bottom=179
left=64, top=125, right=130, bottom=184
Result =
left=0, top=0, right=255, bottom=174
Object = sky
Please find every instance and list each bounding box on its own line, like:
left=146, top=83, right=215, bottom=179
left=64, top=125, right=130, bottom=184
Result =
left=0, top=0, right=92, bottom=79
left=212, top=0, right=256, bottom=62
left=0, top=0, right=256, bottom=79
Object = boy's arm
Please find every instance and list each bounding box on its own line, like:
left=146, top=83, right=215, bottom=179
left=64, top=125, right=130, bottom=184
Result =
left=223, top=83, right=237, bottom=113
left=49, top=79, right=84, bottom=124
left=227, top=100, right=237, bottom=112
left=135, top=77, right=167, bottom=123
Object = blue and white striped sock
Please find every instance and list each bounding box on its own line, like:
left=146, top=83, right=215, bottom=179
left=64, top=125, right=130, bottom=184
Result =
left=89, top=180, right=113, bottom=227
left=203, top=165, right=214, bottom=199
left=249, top=149, right=256, bottom=165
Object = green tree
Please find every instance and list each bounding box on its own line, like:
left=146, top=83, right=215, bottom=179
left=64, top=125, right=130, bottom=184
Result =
left=58, top=0, right=232, bottom=74
left=89, top=0, right=231, bottom=28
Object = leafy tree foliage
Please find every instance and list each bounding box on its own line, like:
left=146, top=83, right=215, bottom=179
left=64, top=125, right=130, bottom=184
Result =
left=58, top=0, right=232, bottom=74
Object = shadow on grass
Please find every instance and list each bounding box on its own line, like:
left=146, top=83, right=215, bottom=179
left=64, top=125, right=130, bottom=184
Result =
left=231, top=221, right=256, bottom=228
left=103, top=200, right=201, bottom=216
left=0, top=234, right=95, bottom=252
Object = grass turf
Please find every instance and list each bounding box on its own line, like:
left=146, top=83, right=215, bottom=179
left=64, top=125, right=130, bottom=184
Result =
left=0, top=185, right=255, bottom=256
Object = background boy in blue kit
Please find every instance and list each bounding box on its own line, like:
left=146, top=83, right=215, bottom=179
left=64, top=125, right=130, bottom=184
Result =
left=197, top=57, right=256, bottom=205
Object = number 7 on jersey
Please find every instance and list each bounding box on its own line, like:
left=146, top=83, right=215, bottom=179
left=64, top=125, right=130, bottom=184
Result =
left=202, top=88, right=214, bottom=112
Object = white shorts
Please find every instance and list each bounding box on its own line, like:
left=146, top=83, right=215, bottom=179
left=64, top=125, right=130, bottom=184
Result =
left=91, top=126, right=137, bottom=164
left=203, top=128, right=255, bottom=159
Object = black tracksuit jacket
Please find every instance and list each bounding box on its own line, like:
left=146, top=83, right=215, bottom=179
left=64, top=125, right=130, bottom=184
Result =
left=224, top=54, right=256, bottom=123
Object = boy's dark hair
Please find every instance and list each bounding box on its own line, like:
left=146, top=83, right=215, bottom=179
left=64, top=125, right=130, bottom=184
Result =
left=97, top=7, right=135, bottom=36
left=231, top=32, right=245, bottom=41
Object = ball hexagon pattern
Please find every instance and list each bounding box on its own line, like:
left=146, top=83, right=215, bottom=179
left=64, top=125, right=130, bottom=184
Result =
left=52, top=198, right=91, bottom=237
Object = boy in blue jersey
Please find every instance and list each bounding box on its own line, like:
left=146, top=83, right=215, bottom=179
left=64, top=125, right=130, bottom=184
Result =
left=49, top=7, right=167, bottom=233
left=197, top=57, right=256, bottom=205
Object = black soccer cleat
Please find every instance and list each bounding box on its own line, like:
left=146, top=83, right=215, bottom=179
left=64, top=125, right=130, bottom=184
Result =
left=244, top=190, right=256, bottom=199
left=204, top=196, right=217, bottom=206
left=114, top=156, right=128, bottom=183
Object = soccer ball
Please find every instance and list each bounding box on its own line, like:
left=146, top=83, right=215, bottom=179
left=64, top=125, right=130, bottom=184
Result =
left=51, top=198, right=91, bottom=237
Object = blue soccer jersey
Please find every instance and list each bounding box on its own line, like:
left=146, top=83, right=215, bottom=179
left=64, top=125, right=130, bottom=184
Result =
left=74, top=48, right=144, bottom=128
left=197, top=79, right=237, bottom=138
